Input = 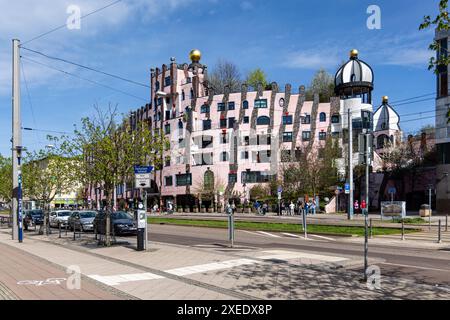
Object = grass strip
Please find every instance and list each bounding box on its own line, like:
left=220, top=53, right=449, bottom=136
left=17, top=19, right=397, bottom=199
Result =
left=148, top=217, right=419, bottom=237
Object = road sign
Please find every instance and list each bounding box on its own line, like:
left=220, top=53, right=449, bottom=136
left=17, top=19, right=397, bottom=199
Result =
left=134, top=166, right=154, bottom=174
left=134, top=166, right=153, bottom=189
left=278, top=186, right=283, bottom=193
left=345, top=183, right=350, bottom=194
left=278, top=192, right=282, bottom=200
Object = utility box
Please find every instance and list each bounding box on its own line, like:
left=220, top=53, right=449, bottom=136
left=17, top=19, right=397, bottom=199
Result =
left=420, top=204, right=432, bottom=217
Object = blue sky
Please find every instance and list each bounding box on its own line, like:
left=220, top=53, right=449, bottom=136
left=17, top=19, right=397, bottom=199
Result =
left=0, top=0, right=440, bottom=156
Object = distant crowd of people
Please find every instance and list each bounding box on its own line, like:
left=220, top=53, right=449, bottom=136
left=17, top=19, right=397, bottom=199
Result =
left=253, top=199, right=317, bottom=216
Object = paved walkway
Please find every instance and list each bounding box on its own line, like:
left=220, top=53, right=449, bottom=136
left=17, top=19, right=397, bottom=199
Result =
left=0, top=242, right=129, bottom=300
left=0, top=230, right=449, bottom=300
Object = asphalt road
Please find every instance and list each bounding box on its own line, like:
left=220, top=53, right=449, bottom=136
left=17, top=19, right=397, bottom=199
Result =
left=148, top=224, right=450, bottom=287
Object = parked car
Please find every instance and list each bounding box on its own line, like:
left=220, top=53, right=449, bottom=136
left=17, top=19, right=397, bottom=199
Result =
left=23, top=210, right=44, bottom=230
left=68, top=211, right=97, bottom=232
left=93, top=211, right=137, bottom=236
left=49, top=210, right=72, bottom=228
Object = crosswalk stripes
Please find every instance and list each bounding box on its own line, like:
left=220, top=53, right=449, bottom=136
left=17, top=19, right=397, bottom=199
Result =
left=380, top=231, right=450, bottom=242
left=256, top=231, right=282, bottom=238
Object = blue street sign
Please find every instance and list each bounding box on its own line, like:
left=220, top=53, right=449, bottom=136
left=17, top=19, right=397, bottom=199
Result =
left=134, top=166, right=154, bottom=174
left=388, top=187, right=397, bottom=195
left=345, top=183, right=350, bottom=194
left=278, top=186, right=283, bottom=193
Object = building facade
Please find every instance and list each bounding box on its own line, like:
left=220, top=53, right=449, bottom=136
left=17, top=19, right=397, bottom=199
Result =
left=435, top=29, right=450, bottom=214
left=122, top=49, right=403, bottom=211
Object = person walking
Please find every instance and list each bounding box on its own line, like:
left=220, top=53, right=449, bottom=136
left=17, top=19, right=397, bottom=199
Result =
left=231, top=201, right=236, bottom=215
left=311, top=199, right=317, bottom=215
left=289, top=201, right=295, bottom=216
left=254, top=201, right=261, bottom=215
left=262, top=203, right=268, bottom=216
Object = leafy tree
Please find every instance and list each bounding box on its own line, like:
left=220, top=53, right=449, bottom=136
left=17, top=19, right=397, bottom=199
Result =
left=246, top=68, right=268, bottom=91
left=22, top=148, right=79, bottom=210
left=0, top=155, right=12, bottom=205
left=305, top=69, right=335, bottom=102
left=420, top=0, right=450, bottom=73
left=208, top=59, right=243, bottom=94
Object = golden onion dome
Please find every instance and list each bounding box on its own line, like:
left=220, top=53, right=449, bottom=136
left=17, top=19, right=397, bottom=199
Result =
left=189, top=49, right=201, bottom=63
left=350, top=49, right=359, bottom=59
left=382, top=96, right=389, bottom=103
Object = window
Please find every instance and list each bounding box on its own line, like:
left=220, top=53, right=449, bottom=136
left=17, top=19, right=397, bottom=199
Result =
left=241, top=171, right=275, bottom=184
left=220, top=118, right=227, bottom=128
left=257, top=116, right=270, bottom=126
left=228, top=117, right=236, bottom=129
left=186, top=77, right=192, bottom=84
left=331, top=115, right=340, bottom=124
left=157, top=97, right=163, bottom=106
left=282, top=115, right=293, bottom=125
left=319, top=131, right=327, bottom=140
left=203, top=119, right=212, bottom=131
left=178, top=120, right=183, bottom=129
left=302, top=131, right=311, bottom=141
left=228, top=102, right=235, bottom=110
left=182, top=90, right=185, bottom=101
left=202, top=136, right=213, bottom=149
left=241, top=151, right=249, bottom=160
left=255, top=150, right=271, bottom=163
left=302, top=114, right=311, bottom=124
left=295, top=149, right=302, bottom=161
left=178, top=138, right=185, bottom=148
left=165, top=76, right=171, bottom=87
left=164, top=123, right=171, bottom=135
left=190, top=89, right=194, bottom=99
left=243, top=116, right=250, bottom=124
left=257, top=135, right=271, bottom=145
left=201, top=105, right=210, bottom=113
left=244, top=136, right=250, bottom=146
left=221, top=133, right=229, bottom=144
left=221, top=152, right=229, bottom=162
left=255, top=99, right=268, bottom=108
left=176, top=173, right=192, bottom=186
left=155, top=81, right=160, bottom=91
left=218, top=103, right=226, bottom=111
left=165, top=110, right=171, bottom=121
left=164, top=156, right=171, bottom=167
left=228, top=173, right=238, bottom=184
left=319, top=112, right=327, bottom=122
left=165, top=176, right=173, bottom=186
left=283, top=132, right=293, bottom=142
left=194, top=153, right=213, bottom=166
left=243, top=100, right=249, bottom=109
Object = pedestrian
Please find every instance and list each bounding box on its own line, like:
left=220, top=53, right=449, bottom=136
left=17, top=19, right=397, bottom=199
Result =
left=231, top=201, right=236, bottom=214
left=311, top=199, right=316, bottom=215
left=262, top=203, right=268, bottom=216
left=354, top=200, right=360, bottom=215
left=305, top=201, right=309, bottom=216
left=289, top=201, right=295, bottom=216
left=254, top=201, right=261, bottom=215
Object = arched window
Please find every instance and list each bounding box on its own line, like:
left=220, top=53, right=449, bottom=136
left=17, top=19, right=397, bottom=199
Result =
left=221, top=152, right=229, bottom=162
left=257, top=116, right=270, bottom=126
left=243, top=100, right=249, bottom=109
left=377, top=134, right=389, bottom=149
left=319, top=112, right=327, bottom=122
left=178, top=119, right=183, bottom=129
left=155, top=81, right=160, bottom=91
left=204, top=170, right=215, bottom=191
left=182, top=90, right=185, bottom=101
left=190, top=89, right=194, bottom=99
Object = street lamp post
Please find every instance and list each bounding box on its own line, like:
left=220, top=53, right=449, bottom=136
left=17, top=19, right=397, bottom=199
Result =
left=155, top=91, right=168, bottom=212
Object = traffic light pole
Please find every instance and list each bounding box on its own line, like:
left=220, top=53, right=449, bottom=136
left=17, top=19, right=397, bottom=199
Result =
left=348, top=109, right=354, bottom=220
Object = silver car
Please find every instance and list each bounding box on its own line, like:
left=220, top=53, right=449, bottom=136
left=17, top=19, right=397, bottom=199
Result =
left=68, top=211, right=97, bottom=232
left=49, top=210, right=72, bottom=228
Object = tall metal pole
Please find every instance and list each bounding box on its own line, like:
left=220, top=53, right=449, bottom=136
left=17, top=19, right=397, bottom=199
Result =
left=348, top=109, right=354, bottom=220
left=12, top=39, right=21, bottom=241
left=144, top=189, right=148, bottom=250
left=363, top=133, right=370, bottom=281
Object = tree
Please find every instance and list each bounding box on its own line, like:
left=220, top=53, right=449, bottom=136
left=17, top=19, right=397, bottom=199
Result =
left=305, top=69, right=335, bottom=102
left=0, top=155, right=12, bottom=205
left=22, top=148, right=79, bottom=210
left=58, top=104, right=167, bottom=245
left=208, top=59, right=243, bottom=94
left=420, top=0, right=450, bottom=73
left=246, top=68, right=268, bottom=91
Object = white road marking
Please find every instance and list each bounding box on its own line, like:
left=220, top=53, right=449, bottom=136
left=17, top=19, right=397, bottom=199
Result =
left=88, top=273, right=164, bottom=286
left=380, top=262, right=450, bottom=273
left=258, top=250, right=348, bottom=263
left=166, top=259, right=258, bottom=276
left=282, top=233, right=301, bottom=238
left=256, top=231, right=281, bottom=238
left=309, top=234, right=336, bottom=241
left=240, top=230, right=262, bottom=236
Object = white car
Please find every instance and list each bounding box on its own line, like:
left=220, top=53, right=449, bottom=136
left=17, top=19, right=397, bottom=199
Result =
left=49, top=210, right=72, bottom=228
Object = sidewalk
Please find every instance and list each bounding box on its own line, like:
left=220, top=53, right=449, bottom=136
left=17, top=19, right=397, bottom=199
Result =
left=0, top=230, right=449, bottom=300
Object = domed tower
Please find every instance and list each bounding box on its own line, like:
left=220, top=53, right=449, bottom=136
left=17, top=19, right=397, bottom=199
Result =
left=373, top=96, right=402, bottom=150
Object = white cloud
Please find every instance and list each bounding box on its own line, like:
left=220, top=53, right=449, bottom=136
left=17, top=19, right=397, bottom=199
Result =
left=282, top=51, right=340, bottom=70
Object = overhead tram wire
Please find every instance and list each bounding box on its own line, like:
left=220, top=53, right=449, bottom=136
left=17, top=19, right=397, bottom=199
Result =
left=20, top=60, right=45, bottom=146
left=22, top=127, right=74, bottom=136
left=21, top=47, right=150, bottom=89
left=21, top=57, right=149, bottom=102
left=389, top=93, right=435, bottom=105
left=21, top=0, right=123, bottom=46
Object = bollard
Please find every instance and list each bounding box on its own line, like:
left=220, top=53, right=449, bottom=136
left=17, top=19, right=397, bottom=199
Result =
left=369, top=218, right=373, bottom=239
left=438, top=220, right=442, bottom=244
left=446, top=215, right=448, bottom=232
left=401, top=220, right=405, bottom=241
left=58, top=222, right=61, bottom=238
